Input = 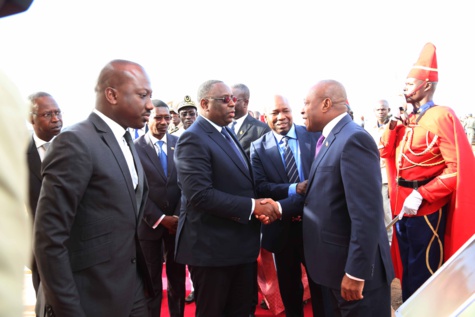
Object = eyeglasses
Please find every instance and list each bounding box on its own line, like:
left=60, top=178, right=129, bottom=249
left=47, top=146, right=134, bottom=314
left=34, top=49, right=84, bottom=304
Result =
left=179, top=111, right=197, bottom=117
left=206, top=96, right=237, bottom=104
left=32, top=110, right=62, bottom=119
left=154, top=115, right=171, bottom=121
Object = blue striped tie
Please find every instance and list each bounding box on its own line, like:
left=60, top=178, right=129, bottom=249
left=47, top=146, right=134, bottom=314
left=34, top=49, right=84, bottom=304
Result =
left=282, top=136, right=299, bottom=183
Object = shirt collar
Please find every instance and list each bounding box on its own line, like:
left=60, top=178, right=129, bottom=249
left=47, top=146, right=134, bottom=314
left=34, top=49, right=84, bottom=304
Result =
left=33, top=133, right=52, bottom=148
left=272, top=124, right=297, bottom=144
left=234, top=113, right=248, bottom=125
left=148, top=132, right=167, bottom=144
left=322, top=112, right=348, bottom=138
left=93, top=109, right=128, bottom=142
left=201, top=115, right=224, bottom=132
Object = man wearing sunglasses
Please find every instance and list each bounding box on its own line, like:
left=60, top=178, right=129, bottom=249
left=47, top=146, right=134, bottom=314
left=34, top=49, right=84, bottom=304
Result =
left=172, top=95, right=198, bottom=137
left=174, top=80, right=281, bottom=317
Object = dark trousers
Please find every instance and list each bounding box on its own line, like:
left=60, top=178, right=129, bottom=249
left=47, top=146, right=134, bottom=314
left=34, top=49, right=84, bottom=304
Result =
left=189, top=262, right=255, bottom=317
left=396, top=207, right=447, bottom=301
left=274, top=223, right=332, bottom=317
left=163, top=233, right=186, bottom=317
left=141, top=232, right=186, bottom=317
left=329, top=283, right=391, bottom=317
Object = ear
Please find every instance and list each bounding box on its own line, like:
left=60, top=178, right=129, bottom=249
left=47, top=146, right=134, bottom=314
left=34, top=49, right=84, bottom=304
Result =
left=321, top=98, right=332, bottom=113
left=105, top=87, right=118, bottom=104
left=424, top=81, right=432, bottom=91
left=200, top=98, right=209, bottom=112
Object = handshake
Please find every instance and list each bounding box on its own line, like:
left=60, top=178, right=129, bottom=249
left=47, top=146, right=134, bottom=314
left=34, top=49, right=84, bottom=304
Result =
left=253, top=198, right=282, bottom=225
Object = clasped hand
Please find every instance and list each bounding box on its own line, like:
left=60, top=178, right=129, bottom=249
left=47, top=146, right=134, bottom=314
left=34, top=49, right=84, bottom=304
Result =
left=253, top=198, right=281, bottom=224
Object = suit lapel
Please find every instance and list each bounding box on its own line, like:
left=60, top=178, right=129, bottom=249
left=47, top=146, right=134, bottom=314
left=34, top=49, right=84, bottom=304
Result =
left=307, top=115, right=351, bottom=190
left=236, top=116, right=251, bottom=141
left=263, top=133, right=287, bottom=181
left=27, top=137, right=42, bottom=181
left=89, top=113, right=140, bottom=218
left=167, top=135, right=177, bottom=181
left=199, top=117, right=252, bottom=181
left=295, top=127, right=314, bottom=179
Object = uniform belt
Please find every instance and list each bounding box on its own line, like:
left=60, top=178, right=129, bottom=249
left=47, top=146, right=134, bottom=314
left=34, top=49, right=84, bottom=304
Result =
left=397, top=177, right=434, bottom=189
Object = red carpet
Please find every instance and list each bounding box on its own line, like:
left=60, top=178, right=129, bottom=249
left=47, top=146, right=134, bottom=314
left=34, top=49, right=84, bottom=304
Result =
left=159, top=265, right=313, bottom=316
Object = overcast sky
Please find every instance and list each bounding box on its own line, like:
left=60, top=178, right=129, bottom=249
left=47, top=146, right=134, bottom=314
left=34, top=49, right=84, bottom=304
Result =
left=1, top=0, right=474, bottom=127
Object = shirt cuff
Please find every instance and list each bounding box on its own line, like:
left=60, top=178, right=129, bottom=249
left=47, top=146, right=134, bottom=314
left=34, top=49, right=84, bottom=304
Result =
left=346, top=273, right=364, bottom=282
left=152, top=214, right=166, bottom=229
left=276, top=202, right=282, bottom=215
left=250, top=198, right=255, bottom=220
left=288, top=183, right=297, bottom=196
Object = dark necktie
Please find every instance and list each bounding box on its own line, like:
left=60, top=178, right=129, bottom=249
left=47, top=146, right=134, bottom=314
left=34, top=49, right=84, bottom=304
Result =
left=221, top=127, right=247, bottom=170
left=157, top=140, right=167, bottom=177
left=315, top=135, right=326, bottom=158
left=123, top=131, right=138, bottom=185
left=282, top=136, right=300, bottom=183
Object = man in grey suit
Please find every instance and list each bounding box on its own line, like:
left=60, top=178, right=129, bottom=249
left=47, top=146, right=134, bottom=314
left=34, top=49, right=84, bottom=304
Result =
left=135, top=99, right=186, bottom=317
left=34, top=60, right=154, bottom=317
left=27, top=92, right=62, bottom=295
left=301, top=80, right=394, bottom=316
left=174, top=80, right=281, bottom=317
left=230, top=84, right=270, bottom=157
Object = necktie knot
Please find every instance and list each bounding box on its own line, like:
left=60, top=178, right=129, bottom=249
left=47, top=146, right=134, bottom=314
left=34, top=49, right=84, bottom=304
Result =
left=221, top=127, right=248, bottom=170
left=124, top=131, right=133, bottom=144
left=317, top=135, right=325, bottom=147
left=42, top=142, right=50, bottom=151
left=315, top=135, right=326, bottom=158
left=231, top=121, right=237, bottom=134
left=282, top=136, right=289, bottom=146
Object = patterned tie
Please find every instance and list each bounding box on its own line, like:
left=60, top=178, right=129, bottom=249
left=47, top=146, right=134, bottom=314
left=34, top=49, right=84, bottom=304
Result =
left=282, top=136, right=300, bottom=183
left=157, top=140, right=167, bottom=177
left=221, top=127, right=248, bottom=170
left=315, top=135, right=326, bottom=158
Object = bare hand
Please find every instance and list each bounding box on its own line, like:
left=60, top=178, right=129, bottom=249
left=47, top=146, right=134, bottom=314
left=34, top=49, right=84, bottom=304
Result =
left=296, top=180, right=308, bottom=195
left=341, top=274, right=364, bottom=301
left=254, top=198, right=281, bottom=224
left=160, top=215, right=179, bottom=234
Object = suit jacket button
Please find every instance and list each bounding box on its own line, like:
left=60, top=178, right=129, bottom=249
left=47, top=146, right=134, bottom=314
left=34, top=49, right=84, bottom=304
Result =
left=131, top=257, right=136, bottom=264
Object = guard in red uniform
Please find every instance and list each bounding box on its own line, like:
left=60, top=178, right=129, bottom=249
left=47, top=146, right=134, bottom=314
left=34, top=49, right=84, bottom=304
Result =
left=380, top=43, right=475, bottom=301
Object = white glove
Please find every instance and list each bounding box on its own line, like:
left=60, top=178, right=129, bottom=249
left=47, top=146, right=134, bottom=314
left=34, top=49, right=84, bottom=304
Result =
left=398, top=189, right=423, bottom=219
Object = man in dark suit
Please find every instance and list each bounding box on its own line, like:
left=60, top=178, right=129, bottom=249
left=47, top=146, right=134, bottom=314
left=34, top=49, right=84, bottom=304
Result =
left=135, top=99, right=186, bottom=317
left=301, top=79, right=394, bottom=316
left=27, top=92, right=62, bottom=296
left=251, top=95, right=329, bottom=317
left=230, top=84, right=270, bottom=156
left=34, top=60, right=154, bottom=317
left=174, top=79, right=281, bottom=317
